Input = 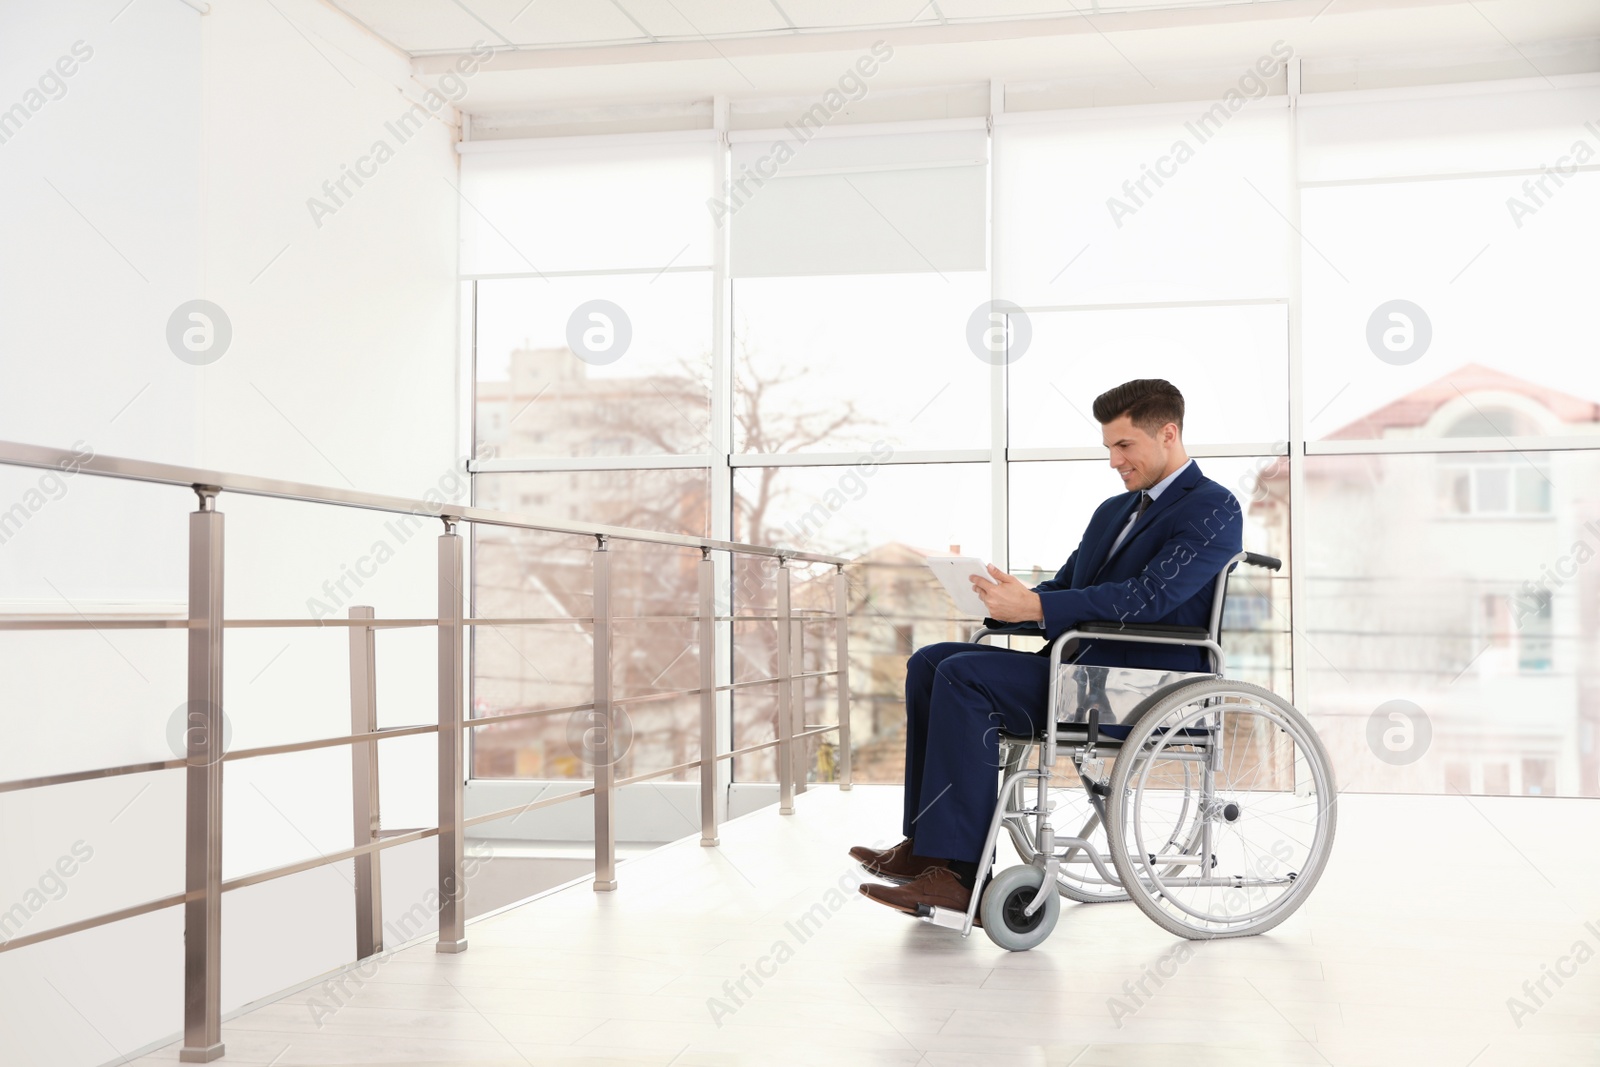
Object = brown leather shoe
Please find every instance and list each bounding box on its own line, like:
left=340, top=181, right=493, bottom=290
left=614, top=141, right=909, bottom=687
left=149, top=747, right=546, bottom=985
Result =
left=847, top=839, right=897, bottom=866
left=848, top=838, right=949, bottom=884
left=860, top=866, right=979, bottom=925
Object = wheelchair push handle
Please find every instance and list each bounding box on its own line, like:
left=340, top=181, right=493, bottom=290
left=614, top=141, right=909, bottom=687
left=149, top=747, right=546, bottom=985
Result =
left=1241, top=551, right=1281, bottom=571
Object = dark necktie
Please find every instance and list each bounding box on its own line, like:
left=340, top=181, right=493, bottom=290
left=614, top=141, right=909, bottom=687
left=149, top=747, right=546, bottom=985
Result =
left=1106, top=491, right=1152, bottom=565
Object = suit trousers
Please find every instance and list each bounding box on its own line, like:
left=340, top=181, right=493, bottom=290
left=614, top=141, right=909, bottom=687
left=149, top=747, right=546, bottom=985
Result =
left=900, top=641, right=1052, bottom=864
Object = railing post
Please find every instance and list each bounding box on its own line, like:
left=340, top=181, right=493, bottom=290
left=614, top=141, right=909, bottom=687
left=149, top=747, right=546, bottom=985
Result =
left=793, top=584, right=807, bottom=797
left=349, top=605, right=382, bottom=959
left=593, top=536, right=617, bottom=890
left=437, top=521, right=467, bottom=953
left=777, top=558, right=795, bottom=815
left=698, top=549, right=719, bottom=847
left=180, top=487, right=225, bottom=1063
left=835, top=564, right=852, bottom=790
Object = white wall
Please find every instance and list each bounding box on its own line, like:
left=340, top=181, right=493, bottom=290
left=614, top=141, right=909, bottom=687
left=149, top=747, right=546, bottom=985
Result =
left=0, top=1, right=463, bottom=1062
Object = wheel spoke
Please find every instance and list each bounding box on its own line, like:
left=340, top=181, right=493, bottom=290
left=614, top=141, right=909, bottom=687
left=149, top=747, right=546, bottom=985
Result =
left=1106, top=680, right=1336, bottom=938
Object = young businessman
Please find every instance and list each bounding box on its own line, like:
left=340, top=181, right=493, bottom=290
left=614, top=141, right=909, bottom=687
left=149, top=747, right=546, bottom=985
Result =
left=852, top=378, right=1244, bottom=919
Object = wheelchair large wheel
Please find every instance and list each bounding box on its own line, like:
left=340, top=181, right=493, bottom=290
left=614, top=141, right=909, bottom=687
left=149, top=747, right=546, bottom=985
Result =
left=1106, top=678, right=1337, bottom=940
left=980, top=864, right=1060, bottom=951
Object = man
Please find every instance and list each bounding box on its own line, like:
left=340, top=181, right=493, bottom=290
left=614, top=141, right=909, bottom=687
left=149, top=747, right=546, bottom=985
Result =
left=852, top=379, right=1243, bottom=919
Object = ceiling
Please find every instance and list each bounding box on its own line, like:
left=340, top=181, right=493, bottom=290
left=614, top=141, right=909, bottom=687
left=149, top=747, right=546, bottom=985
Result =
left=323, top=0, right=1600, bottom=120
left=329, top=0, right=1317, bottom=54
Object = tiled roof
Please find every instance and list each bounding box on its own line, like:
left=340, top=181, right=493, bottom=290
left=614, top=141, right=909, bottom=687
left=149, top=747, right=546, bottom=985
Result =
left=1325, top=363, right=1600, bottom=439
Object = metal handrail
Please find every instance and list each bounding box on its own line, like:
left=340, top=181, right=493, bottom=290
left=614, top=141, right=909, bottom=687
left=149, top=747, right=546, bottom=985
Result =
left=0, top=439, right=854, bottom=1063
left=0, top=440, right=845, bottom=564
left=0, top=612, right=843, bottom=630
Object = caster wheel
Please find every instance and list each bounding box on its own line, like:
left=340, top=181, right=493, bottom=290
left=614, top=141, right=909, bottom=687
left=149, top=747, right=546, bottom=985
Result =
left=981, top=864, right=1060, bottom=951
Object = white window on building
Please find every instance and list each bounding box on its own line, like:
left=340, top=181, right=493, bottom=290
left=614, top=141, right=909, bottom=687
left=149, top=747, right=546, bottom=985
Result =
left=1437, top=408, right=1553, bottom=517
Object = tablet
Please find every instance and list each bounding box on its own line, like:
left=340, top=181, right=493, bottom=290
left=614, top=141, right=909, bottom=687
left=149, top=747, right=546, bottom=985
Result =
left=924, top=556, right=996, bottom=618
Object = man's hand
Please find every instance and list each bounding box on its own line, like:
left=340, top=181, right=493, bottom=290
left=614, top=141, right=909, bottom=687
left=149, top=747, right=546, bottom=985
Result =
left=972, top=564, right=1043, bottom=623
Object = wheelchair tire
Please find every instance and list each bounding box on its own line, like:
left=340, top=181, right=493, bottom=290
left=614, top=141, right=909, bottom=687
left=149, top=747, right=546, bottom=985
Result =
left=980, top=864, right=1060, bottom=951
left=1106, top=678, right=1337, bottom=941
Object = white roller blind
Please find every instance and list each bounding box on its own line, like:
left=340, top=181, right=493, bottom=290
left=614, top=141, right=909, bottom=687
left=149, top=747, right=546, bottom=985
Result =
left=1298, top=82, right=1600, bottom=183
left=727, top=128, right=988, bottom=278
left=458, top=139, right=715, bottom=276
left=994, top=104, right=1291, bottom=305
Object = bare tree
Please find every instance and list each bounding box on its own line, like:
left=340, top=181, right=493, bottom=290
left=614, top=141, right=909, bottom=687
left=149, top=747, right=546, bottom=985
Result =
left=585, top=349, right=876, bottom=548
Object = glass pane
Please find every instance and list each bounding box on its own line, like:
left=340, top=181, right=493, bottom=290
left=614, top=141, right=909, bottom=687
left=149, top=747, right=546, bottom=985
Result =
left=733, top=462, right=991, bottom=560
left=471, top=536, right=704, bottom=779
left=1009, top=456, right=1291, bottom=696
left=733, top=463, right=992, bottom=783
left=1301, top=172, right=1600, bottom=442
left=464, top=536, right=707, bottom=911
left=474, top=469, right=709, bottom=538
left=1516, top=467, right=1551, bottom=515
left=470, top=527, right=593, bottom=779
left=471, top=481, right=708, bottom=781
left=732, top=272, right=992, bottom=454
left=1301, top=450, right=1596, bottom=797
left=475, top=273, right=712, bottom=460
left=728, top=561, right=843, bottom=786
left=1475, top=466, right=1511, bottom=513
left=1008, top=305, right=1287, bottom=449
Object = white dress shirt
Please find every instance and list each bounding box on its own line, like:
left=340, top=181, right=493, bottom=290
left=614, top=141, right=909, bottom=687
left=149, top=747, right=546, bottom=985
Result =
left=1106, top=459, right=1193, bottom=558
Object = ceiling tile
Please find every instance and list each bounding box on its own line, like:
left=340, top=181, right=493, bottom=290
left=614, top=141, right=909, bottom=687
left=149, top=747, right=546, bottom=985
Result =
left=462, top=0, right=647, bottom=46
left=776, top=0, right=944, bottom=30
left=616, top=0, right=789, bottom=39
left=332, top=0, right=506, bottom=53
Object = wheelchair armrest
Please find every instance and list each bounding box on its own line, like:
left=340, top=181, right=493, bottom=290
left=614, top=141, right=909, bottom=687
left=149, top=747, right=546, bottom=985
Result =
left=970, top=620, right=1048, bottom=645
left=1076, top=620, right=1212, bottom=640
left=974, top=619, right=1045, bottom=637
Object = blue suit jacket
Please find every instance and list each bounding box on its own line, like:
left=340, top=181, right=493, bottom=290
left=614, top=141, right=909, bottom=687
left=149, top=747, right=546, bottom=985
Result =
left=1025, top=461, right=1243, bottom=673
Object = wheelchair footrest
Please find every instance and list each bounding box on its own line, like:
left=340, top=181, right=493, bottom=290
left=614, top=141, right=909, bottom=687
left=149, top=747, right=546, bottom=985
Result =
left=916, top=904, right=973, bottom=932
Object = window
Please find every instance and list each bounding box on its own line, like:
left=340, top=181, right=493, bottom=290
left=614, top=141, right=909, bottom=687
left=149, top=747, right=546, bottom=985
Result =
left=1300, top=175, right=1600, bottom=443
left=475, top=274, right=713, bottom=460
left=733, top=273, right=992, bottom=454
left=1008, top=305, right=1288, bottom=450
left=461, top=78, right=1600, bottom=799
left=733, top=462, right=991, bottom=783
left=1523, top=758, right=1556, bottom=796
left=1519, top=593, right=1553, bottom=674
left=1437, top=455, right=1553, bottom=517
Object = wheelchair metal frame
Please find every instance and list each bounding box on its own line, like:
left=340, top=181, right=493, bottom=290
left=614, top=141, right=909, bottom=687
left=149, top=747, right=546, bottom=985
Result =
left=918, top=549, right=1287, bottom=938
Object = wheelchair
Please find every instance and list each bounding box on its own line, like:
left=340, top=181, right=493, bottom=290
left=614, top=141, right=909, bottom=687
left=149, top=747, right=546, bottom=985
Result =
left=918, top=551, right=1338, bottom=951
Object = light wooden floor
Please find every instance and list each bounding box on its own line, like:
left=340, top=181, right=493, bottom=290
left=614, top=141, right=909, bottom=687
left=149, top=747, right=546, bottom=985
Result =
left=130, top=785, right=1600, bottom=1067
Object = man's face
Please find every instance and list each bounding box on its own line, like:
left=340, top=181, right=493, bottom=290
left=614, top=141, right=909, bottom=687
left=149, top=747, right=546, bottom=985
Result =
left=1101, top=415, right=1175, bottom=492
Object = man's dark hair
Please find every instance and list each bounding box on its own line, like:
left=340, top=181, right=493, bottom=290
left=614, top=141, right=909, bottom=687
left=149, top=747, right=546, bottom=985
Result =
left=1092, top=379, right=1185, bottom=437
